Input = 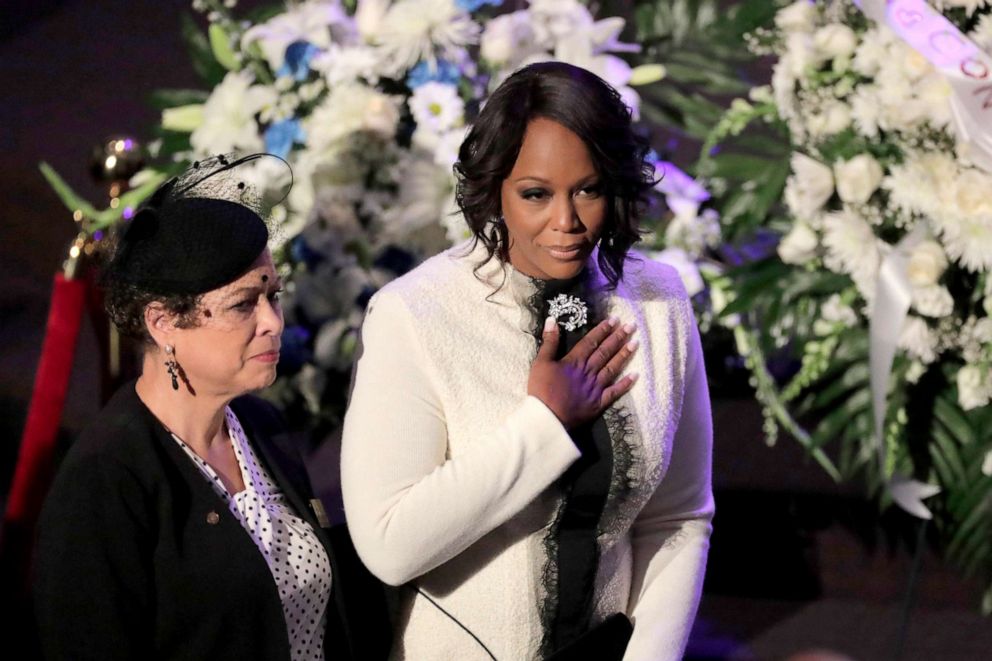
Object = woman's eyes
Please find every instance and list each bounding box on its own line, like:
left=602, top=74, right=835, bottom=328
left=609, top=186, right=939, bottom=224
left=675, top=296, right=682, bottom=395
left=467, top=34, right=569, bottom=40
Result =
left=230, top=289, right=282, bottom=312
left=519, top=185, right=601, bottom=201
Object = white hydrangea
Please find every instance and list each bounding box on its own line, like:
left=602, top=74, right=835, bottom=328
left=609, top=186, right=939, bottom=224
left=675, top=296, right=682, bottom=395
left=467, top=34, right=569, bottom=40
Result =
left=899, top=316, right=940, bottom=364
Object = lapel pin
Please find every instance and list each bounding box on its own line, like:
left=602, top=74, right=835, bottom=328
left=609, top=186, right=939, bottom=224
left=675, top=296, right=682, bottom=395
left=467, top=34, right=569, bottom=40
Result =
left=206, top=510, right=220, bottom=525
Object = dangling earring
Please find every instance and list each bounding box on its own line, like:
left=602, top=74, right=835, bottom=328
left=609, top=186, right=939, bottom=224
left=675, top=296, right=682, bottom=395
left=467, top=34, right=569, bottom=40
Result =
left=164, top=345, right=179, bottom=391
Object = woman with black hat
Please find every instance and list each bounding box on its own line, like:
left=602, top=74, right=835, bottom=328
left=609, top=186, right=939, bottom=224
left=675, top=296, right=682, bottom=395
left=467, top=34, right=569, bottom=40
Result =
left=32, top=154, right=390, bottom=661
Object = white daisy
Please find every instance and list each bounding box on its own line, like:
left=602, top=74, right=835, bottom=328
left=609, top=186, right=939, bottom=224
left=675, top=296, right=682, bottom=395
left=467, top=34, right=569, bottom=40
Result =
left=409, top=82, right=464, bottom=134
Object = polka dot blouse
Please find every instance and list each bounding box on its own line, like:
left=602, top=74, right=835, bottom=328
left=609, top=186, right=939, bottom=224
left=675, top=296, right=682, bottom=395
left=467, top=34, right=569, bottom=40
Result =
left=171, top=408, right=332, bottom=661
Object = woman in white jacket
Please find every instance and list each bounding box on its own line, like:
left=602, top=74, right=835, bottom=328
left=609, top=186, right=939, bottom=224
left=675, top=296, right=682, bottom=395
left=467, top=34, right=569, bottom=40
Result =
left=341, top=62, right=714, bottom=661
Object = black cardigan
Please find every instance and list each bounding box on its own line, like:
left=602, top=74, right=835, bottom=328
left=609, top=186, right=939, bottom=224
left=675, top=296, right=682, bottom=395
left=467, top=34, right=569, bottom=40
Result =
left=33, top=384, right=390, bottom=660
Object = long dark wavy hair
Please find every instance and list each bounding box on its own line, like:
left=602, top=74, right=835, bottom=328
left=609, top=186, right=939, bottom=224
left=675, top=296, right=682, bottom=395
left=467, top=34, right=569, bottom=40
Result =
left=454, top=61, right=656, bottom=287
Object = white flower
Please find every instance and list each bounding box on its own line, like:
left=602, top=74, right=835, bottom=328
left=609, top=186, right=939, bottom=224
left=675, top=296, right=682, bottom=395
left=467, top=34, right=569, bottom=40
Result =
left=912, top=284, right=954, bottom=318
left=899, top=316, right=939, bottom=364
left=242, top=0, right=357, bottom=72
left=656, top=161, right=711, bottom=217
left=306, top=82, right=400, bottom=152
left=650, top=248, right=705, bottom=297
left=409, top=82, right=464, bottom=134
left=938, top=0, right=991, bottom=16
left=310, top=43, right=382, bottom=85
left=813, top=24, right=858, bottom=60
left=814, top=293, right=859, bottom=335
left=372, top=0, right=480, bottom=77
left=853, top=29, right=887, bottom=77
left=190, top=72, right=275, bottom=155
left=664, top=209, right=721, bottom=258
left=480, top=10, right=539, bottom=65
left=355, top=0, right=390, bottom=41
left=783, top=32, right=818, bottom=77
left=379, top=154, right=454, bottom=241
left=935, top=210, right=992, bottom=272
left=807, top=101, right=851, bottom=138
left=432, top=126, right=468, bottom=170
left=822, top=209, right=881, bottom=294
left=785, top=153, right=834, bottom=222
left=957, top=364, right=992, bottom=411
left=834, top=154, right=884, bottom=206
left=983, top=449, right=992, bottom=477
left=775, top=1, right=817, bottom=34
left=529, top=0, right=595, bottom=48
left=907, top=240, right=948, bottom=287
left=959, top=316, right=992, bottom=364
left=970, top=13, right=992, bottom=53
left=850, top=85, right=881, bottom=138
left=778, top=222, right=819, bottom=265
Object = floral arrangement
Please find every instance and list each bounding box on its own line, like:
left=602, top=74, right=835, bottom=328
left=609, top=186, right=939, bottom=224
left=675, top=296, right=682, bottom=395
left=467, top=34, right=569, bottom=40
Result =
left=702, top=0, right=992, bottom=609
left=42, top=0, right=751, bottom=432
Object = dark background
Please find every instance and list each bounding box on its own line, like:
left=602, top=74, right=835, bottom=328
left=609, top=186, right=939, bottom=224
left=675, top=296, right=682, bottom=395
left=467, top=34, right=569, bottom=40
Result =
left=2, top=1, right=991, bottom=658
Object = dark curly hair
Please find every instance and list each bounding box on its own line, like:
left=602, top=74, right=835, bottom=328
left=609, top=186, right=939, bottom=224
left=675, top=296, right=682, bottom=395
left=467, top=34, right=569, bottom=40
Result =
left=100, top=233, right=202, bottom=345
left=454, top=61, right=656, bottom=287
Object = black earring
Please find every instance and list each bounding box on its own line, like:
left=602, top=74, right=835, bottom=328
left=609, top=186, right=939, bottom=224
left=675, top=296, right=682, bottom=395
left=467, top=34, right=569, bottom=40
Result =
left=164, top=345, right=179, bottom=391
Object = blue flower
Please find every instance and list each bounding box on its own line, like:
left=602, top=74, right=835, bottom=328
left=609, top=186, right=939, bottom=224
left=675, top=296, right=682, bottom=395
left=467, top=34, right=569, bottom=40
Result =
left=277, top=40, right=321, bottom=81
left=265, top=119, right=305, bottom=159
left=278, top=325, right=313, bottom=374
left=455, top=0, right=502, bottom=11
left=406, top=59, right=461, bottom=89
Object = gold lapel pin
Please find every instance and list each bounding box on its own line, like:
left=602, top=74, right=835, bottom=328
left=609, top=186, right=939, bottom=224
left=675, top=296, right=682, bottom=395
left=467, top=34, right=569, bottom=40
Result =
left=206, top=510, right=220, bottom=525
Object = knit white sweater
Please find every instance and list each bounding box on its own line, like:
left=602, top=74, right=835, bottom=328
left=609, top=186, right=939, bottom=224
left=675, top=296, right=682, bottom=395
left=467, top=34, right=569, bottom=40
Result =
left=341, top=241, right=714, bottom=661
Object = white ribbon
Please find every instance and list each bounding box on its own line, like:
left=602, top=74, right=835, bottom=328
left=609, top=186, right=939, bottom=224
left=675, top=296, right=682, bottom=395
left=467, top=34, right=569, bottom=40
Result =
left=855, top=0, right=992, bottom=173
left=869, top=226, right=941, bottom=519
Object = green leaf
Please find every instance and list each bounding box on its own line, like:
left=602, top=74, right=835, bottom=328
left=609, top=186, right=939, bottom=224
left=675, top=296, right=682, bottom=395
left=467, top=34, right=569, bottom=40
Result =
left=209, top=23, right=239, bottom=71
left=148, top=88, right=208, bottom=110
left=38, top=163, right=100, bottom=218
left=181, top=13, right=226, bottom=86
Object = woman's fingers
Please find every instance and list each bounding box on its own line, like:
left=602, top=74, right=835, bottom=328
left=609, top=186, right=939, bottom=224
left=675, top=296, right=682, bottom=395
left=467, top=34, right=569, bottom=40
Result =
left=584, top=322, right=635, bottom=375
left=595, top=338, right=638, bottom=389
left=564, top=317, right=619, bottom=365
left=599, top=372, right=639, bottom=409
left=535, top=316, right=560, bottom=362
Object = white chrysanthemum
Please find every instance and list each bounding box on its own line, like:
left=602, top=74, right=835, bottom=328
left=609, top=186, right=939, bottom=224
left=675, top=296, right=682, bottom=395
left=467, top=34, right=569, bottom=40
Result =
left=912, top=284, right=954, bottom=318
left=372, top=0, right=480, bottom=77
left=190, top=72, right=275, bottom=155
left=480, top=10, right=540, bottom=65
left=936, top=0, right=991, bottom=16
left=310, top=43, right=382, bottom=85
left=822, top=209, right=881, bottom=294
left=852, top=28, right=887, bottom=77
left=849, top=85, right=881, bottom=138
left=957, top=364, right=992, bottom=411
left=409, top=82, right=464, bottom=134
left=883, top=151, right=954, bottom=219
left=935, top=211, right=992, bottom=272
left=970, top=13, right=992, bottom=52
left=899, top=316, right=939, bottom=364
left=784, top=153, right=834, bottom=222
left=242, top=0, right=357, bottom=71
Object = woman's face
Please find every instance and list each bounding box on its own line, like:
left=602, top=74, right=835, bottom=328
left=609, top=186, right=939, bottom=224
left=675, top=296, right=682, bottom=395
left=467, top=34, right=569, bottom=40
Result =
left=162, top=250, right=284, bottom=397
left=500, top=117, right=608, bottom=281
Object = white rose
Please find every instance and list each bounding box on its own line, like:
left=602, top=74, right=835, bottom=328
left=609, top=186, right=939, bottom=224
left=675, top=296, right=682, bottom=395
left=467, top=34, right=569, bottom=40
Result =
left=957, top=365, right=991, bottom=411
left=785, top=153, right=834, bottom=220
left=775, top=1, right=817, bottom=33
left=814, top=24, right=858, bottom=60
left=777, top=222, right=819, bottom=264
left=907, top=240, right=948, bottom=287
left=912, top=284, right=954, bottom=318
left=834, top=154, right=884, bottom=205
left=808, top=101, right=851, bottom=137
